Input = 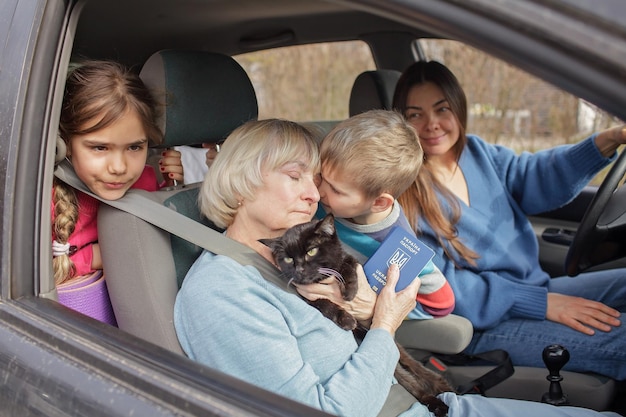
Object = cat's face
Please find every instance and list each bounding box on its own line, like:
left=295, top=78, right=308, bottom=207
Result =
left=260, top=214, right=340, bottom=285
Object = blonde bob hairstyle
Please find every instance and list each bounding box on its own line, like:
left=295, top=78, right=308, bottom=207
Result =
left=200, top=119, right=320, bottom=229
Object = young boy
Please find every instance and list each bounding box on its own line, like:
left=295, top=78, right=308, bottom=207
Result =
left=316, top=109, right=454, bottom=319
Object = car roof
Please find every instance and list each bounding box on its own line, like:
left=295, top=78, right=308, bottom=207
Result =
left=73, top=0, right=424, bottom=66
left=72, top=0, right=626, bottom=120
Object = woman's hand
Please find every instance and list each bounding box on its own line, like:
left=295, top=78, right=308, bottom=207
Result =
left=594, top=125, right=626, bottom=158
left=159, top=148, right=184, bottom=185
left=370, top=264, right=421, bottom=335
left=546, top=292, right=621, bottom=335
left=294, top=264, right=377, bottom=323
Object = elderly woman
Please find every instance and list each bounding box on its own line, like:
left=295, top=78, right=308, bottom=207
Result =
left=174, top=118, right=619, bottom=417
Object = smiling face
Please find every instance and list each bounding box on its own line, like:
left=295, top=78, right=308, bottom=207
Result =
left=68, top=108, right=149, bottom=200
left=404, top=82, right=461, bottom=160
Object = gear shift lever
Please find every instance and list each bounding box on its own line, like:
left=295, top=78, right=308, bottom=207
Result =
left=541, top=344, right=570, bottom=406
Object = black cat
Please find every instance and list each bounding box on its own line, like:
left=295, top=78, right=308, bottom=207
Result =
left=260, top=214, right=453, bottom=417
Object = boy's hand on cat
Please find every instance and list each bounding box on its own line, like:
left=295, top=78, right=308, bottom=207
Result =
left=294, top=264, right=377, bottom=323
left=370, top=264, right=421, bottom=336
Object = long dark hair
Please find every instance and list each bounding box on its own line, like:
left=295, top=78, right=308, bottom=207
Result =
left=393, top=61, right=478, bottom=266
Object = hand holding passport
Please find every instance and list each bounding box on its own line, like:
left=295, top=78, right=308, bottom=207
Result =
left=363, top=226, right=435, bottom=293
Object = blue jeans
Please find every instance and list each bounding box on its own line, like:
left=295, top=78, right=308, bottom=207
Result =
left=465, top=269, right=626, bottom=380
left=437, top=392, right=622, bottom=417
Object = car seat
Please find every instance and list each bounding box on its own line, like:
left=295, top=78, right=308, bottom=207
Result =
left=347, top=69, right=616, bottom=410
left=349, top=69, right=402, bottom=116
left=97, top=50, right=474, bottom=357
left=97, top=49, right=475, bottom=356
left=96, top=50, right=257, bottom=354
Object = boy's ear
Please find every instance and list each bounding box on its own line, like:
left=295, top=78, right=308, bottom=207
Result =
left=370, top=193, right=394, bottom=213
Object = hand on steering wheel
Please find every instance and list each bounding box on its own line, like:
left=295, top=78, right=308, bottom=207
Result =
left=565, top=148, right=626, bottom=275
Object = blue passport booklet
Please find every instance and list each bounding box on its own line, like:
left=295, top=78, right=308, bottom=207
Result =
left=363, top=226, right=435, bottom=293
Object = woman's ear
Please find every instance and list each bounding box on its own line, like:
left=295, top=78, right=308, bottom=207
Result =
left=55, top=134, right=67, bottom=165
left=370, top=193, right=394, bottom=213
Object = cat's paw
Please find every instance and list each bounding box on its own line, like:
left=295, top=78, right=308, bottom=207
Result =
left=422, top=396, right=449, bottom=417
left=337, top=310, right=358, bottom=330
left=309, top=298, right=357, bottom=331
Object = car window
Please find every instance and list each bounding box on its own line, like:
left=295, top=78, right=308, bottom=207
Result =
left=233, top=41, right=376, bottom=123
left=419, top=39, right=624, bottom=186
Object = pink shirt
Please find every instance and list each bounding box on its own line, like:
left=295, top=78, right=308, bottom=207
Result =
left=51, top=166, right=160, bottom=277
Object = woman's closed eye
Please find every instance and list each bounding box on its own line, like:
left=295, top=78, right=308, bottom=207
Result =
left=288, top=171, right=301, bottom=181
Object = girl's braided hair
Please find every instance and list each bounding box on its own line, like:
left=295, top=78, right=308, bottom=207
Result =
left=53, top=60, right=163, bottom=284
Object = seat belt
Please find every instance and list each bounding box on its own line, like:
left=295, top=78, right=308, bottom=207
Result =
left=54, top=161, right=512, bottom=414
left=54, top=160, right=295, bottom=294
left=432, top=349, right=515, bottom=395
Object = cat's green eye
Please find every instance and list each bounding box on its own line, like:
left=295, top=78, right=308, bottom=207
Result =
left=284, top=257, right=293, bottom=264
left=307, top=247, right=319, bottom=257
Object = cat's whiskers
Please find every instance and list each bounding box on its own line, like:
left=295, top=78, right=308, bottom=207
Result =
left=317, top=267, right=345, bottom=285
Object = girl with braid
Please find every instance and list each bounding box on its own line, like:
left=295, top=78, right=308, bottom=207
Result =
left=52, top=60, right=183, bottom=319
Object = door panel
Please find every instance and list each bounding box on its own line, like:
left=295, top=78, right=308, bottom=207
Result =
left=531, top=187, right=626, bottom=277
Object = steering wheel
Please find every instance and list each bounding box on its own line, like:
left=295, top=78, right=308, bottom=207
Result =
left=565, top=149, right=626, bottom=276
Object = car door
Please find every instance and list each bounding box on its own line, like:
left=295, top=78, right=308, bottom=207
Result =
left=0, top=1, right=327, bottom=416
left=2, top=0, right=625, bottom=415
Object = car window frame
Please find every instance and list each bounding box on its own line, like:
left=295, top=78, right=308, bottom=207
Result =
left=3, top=0, right=625, bottom=415
left=1, top=2, right=329, bottom=415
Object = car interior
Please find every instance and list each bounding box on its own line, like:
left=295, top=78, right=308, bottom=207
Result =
left=37, top=0, right=626, bottom=414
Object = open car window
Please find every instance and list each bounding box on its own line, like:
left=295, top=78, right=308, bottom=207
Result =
left=234, top=41, right=376, bottom=123
left=3, top=0, right=626, bottom=415
left=419, top=39, right=624, bottom=186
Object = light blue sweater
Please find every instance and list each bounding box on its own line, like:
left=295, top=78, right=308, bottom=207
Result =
left=174, top=251, right=432, bottom=417
left=415, top=134, right=613, bottom=330
left=174, top=246, right=620, bottom=417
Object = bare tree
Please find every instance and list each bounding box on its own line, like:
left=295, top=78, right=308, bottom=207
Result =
left=235, top=38, right=620, bottom=157
left=420, top=40, right=595, bottom=150
left=235, top=42, right=375, bottom=121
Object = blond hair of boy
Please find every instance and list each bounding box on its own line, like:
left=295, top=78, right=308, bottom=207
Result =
left=321, top=109, right=423, bottom=201
left=317, top=109, right=454, bottom=320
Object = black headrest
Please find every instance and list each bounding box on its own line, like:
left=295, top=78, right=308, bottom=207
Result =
left=140, top=50, right=258, bottom=147
left=349, top=70, right=402, bottom=116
